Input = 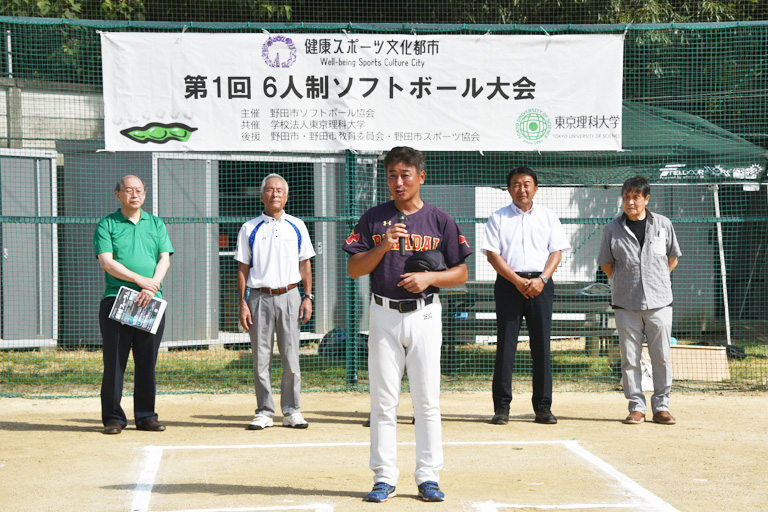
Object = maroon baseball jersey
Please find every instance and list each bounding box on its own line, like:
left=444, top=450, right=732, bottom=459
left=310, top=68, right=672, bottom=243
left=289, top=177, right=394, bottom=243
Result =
left=343, top=200, right=472, bottom=300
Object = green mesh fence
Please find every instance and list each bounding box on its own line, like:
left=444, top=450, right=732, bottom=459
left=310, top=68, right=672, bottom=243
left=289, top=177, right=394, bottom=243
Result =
left=0, top=16, right=767, bottom=398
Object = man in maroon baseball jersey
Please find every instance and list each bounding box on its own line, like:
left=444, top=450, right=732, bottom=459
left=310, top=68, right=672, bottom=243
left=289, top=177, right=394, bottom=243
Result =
left=343, top=146, right=472, bottom=503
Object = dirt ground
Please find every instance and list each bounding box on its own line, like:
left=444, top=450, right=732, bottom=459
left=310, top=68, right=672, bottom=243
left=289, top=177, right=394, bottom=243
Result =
left=1, top=390, right=766, bottom=512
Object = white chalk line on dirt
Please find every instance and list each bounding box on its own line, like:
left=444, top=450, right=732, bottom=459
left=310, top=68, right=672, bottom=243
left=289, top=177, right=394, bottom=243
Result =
left=562, top=440, right=680, bottom=512
left=472, top=503, right=646, bottom=511
left=158, top=507, right=333, bottom=512
left=131, top=446, right=163, bottom=512
left=130, top=440, right=679, bottom=512
left=160, top=507, right=334, bottom=512
left=130, top=444, right=333, bottom=512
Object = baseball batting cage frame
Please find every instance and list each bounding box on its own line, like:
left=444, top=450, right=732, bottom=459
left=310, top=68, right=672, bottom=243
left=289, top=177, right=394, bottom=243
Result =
left=0, top=14, right=767, bottom=397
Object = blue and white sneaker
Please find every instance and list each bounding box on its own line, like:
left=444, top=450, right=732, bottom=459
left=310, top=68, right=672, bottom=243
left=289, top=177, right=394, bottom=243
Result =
left=365, top=482, right=396, bottom=502
left=417, top=481, right=445, bottom=502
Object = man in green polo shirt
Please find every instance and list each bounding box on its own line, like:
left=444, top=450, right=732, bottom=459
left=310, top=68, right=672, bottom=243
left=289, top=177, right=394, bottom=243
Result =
left=94, top=175, right=174, bottom=435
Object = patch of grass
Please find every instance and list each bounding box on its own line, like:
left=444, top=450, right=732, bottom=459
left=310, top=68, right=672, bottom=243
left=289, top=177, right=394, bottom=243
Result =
left=1, top=342, right=766, bottom=397
left=726, top=344, right=768, bottom=390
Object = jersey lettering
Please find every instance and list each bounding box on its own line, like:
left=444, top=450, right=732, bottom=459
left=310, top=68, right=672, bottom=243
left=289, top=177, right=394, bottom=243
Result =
left=342, top=201, right=472, bottom=301
left=421, top=236, right=436, bottom=251
left=371, top=233, right=441, bottom=251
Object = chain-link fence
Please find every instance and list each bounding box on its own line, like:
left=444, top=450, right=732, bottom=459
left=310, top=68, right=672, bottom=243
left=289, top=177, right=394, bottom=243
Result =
left=1, top=17, right=767, bottom=396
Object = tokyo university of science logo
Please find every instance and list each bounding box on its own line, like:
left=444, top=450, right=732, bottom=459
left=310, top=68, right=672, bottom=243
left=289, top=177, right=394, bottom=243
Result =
left=516, top=108, right=551, bottom=144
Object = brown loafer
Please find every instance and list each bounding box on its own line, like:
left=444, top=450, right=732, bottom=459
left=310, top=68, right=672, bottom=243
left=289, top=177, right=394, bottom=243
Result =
left=136, top=418, right=166, bottom=432
left=103, top=421, right=123, bottom=435
left=623, top=411, right=646, bottom=424
left=652, top=411, right=676, bottom=425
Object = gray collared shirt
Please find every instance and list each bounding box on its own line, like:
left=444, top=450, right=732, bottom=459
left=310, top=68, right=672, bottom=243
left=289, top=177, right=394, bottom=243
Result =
left=597, top=211, right=682, bottom=310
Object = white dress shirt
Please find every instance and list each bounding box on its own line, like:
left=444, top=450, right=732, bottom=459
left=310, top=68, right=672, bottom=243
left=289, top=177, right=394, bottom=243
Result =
left=481, top=202, right=570, bottom=272
left=234, top=212, right=315, bottom=289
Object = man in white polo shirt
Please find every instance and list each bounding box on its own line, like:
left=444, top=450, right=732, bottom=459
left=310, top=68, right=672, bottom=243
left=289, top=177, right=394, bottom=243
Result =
left=481, top=166, right=570, bottom=425
left=235, top=173, right=315, bottom=430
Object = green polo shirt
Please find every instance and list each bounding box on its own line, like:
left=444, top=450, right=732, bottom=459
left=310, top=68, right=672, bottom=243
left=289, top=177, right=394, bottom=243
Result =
left=94, top=208, right=175, bottom=299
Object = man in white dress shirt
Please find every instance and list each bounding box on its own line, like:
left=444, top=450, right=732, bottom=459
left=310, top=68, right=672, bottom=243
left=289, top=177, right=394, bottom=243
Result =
left=481, top=166, right=571, bottom=425
left=235, top=174, right=315, bottom=430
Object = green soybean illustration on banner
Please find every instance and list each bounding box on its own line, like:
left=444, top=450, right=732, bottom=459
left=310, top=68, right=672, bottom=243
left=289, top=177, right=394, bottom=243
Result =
left=120, top=123, right=198, bottom=144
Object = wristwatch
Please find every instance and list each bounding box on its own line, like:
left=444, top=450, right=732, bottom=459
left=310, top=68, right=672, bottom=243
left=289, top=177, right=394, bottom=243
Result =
left=303, top=294, right=314, bottom=302
left=539, top=275, right=549, bottom=284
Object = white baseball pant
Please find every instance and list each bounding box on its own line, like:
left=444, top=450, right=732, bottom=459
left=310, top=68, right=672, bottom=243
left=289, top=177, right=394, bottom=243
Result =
left=368, top=294, right=444, bottom=486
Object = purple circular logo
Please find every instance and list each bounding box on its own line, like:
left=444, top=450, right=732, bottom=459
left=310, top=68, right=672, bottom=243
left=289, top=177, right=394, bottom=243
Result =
left=262, top=36, right=297, bottom=68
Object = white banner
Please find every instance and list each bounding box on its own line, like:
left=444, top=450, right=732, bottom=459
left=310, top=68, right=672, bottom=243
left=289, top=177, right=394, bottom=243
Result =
left=101, top=32, right=623, bottom=152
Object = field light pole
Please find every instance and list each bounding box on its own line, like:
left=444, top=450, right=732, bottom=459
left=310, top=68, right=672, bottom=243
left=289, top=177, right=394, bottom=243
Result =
left=711, top=184, right=732, bottom=346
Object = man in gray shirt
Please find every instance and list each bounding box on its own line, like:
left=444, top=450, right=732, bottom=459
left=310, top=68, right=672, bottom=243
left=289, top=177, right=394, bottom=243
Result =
left=597, top=176, right=682, bottom=425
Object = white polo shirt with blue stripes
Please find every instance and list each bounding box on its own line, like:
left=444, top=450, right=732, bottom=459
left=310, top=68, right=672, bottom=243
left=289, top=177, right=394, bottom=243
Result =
left=234, top=212, right=315, bottom=289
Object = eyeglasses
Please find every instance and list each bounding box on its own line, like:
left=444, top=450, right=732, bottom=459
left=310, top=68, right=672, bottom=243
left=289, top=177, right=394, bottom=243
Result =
left=263, top=187, right=286, bottom=196
left=122, top=187, right=145, bottom=196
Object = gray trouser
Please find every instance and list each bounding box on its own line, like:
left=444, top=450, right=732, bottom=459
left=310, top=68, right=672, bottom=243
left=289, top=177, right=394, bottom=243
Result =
left=247, top=287, right=302, bottom=417
left=614, top=306, right=673, bottom=414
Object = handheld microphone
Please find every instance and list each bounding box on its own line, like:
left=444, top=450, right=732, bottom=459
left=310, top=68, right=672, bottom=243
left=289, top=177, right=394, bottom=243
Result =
left=397, top=211, right=407, bottom=256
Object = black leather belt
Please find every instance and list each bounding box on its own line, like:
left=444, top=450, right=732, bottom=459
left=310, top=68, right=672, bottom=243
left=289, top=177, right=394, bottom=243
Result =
left=374, top=294, right=435, bottom=313
left=252, top=283, right=298, bottom=296
left=517, top=272, right=542, bottom=279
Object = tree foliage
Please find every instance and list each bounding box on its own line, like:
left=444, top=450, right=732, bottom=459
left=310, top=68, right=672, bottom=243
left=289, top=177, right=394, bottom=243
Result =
left=0, top=0, right=766, bottom=23
left=0, top=0, right=292, bottom=22
left=1, top=1, right=765, bottom=147
left=275, top=1, right=768, bottom=25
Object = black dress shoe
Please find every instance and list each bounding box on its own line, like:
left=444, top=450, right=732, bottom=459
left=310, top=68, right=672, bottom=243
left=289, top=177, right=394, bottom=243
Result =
left=136, top=419, right=166, bottom=431
left=491, top=407, right=509, bottom=425
left=534, top=407, right=557, bottom=424
left=103, top=421, right=123, bottom=435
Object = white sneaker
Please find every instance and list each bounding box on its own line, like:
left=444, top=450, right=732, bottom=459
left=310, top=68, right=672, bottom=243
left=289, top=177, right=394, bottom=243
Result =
left=246, top=414, right=273, bottom=430
left=282, top=412, right=309, bottom=429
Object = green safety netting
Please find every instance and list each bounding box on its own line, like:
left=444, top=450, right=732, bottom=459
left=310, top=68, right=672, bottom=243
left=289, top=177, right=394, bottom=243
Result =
left=0, top=16, right=766, bottom=397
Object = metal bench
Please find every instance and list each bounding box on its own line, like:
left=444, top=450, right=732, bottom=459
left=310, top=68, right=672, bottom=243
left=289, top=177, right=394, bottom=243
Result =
left=441, top=280, right=617, bottom=372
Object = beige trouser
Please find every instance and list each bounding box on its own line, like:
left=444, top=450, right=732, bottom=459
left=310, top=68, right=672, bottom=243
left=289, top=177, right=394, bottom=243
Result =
left=247, top=287, right=302, bottom=417
left=615, top=306, right=673, bottom=414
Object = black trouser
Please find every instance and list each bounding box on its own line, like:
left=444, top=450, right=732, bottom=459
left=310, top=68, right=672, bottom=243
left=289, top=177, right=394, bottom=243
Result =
left=99, top=297, right=166, bottom=427
left=492, top=274, right=554, bottom=412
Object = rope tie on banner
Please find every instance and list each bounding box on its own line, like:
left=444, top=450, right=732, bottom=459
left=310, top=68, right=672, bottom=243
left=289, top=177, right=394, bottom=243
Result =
left=475, top=30, right=490, bottom=43
left=175, top=25, right=188, bottom=44
left=541, top=26, right=552, bottom=51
